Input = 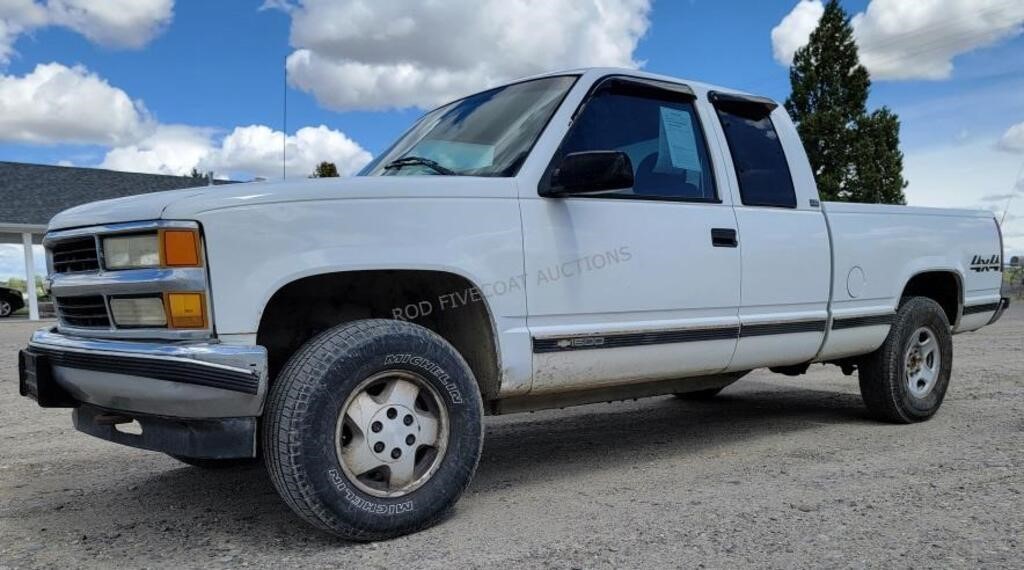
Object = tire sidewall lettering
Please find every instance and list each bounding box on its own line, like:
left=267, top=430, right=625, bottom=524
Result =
left=293, top=326, right=480, bottom=530
left=383, top=353, right=464, bottom=405
left=327, top=468, right=414, bottom=515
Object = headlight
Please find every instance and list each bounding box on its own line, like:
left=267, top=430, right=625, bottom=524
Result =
left=109, top=296, right=167, bottom=327
left=103, top=234, right=159, bottom=269
left=107, top=292, right=207, bottom=329
left=102, top=229, right=201, bottom=270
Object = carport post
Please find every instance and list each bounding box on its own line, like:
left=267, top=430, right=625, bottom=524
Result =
left=22, top=232, right=38, bottom=320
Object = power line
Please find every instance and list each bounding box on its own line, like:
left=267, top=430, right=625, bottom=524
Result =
left=746, top=1, right=1024, bottom=93
left=1001, top=161, right=1024, bottom=228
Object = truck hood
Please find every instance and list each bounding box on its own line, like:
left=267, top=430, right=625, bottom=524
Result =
left=48, top=187, right=210, bottom=231
left=48, top=176, right=515, bottom=231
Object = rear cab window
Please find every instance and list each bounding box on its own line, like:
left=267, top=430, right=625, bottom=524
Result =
left=710, top=92, right=796, bottom=208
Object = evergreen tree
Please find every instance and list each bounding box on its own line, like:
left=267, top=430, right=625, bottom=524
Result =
left=784, top=0, right=906, bottom=204
left=311, top=161, right=340, bottom=178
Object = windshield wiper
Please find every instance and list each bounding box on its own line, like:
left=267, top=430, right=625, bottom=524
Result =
left=382, top=156, right=457, bottom=176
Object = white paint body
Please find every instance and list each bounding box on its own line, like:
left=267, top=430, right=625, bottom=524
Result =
left=49, top=68, right=1005, bottom=400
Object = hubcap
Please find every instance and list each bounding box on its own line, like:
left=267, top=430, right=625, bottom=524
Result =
left=335, top=370, right=448, bottom=498
left=0, top=300, right=10, bottom=316
left=904, top=327, right=940, bottom=398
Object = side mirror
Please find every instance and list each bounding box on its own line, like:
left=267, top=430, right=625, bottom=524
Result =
left=544, top=151, right=634, bottom=197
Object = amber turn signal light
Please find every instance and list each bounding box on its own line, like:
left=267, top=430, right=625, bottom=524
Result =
left=161, top=229, right=201, bottom=267
left=166, top=292, right=207, bottom=328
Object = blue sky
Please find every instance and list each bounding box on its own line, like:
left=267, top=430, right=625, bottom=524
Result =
left=1, top=0, right=1023, bottom=282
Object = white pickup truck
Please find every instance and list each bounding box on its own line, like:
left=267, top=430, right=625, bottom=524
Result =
left=21, top=68, right=1009, bottom=541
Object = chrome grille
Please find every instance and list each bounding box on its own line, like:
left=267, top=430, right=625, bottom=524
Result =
left=50, top=237, right=100, bottom=274
left=54, top=295, right=111, bottom=329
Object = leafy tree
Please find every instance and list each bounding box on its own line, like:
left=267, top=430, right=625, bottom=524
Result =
left=784, top=0, right=906, bottom=204
left=2, top=275, right=46, bottom=299
left=311, top=161, right=340, bottom=178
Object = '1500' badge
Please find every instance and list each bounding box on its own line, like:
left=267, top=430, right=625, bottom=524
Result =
left=557, top=337, right=606, bottom=349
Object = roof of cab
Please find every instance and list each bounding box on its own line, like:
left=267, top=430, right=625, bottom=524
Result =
left=526, top=67, right=765, bottom=102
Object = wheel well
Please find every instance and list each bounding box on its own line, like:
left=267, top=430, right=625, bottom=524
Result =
left=901, top=271, right=961, bottom=325
left=257, top=270, right=501, bottom=399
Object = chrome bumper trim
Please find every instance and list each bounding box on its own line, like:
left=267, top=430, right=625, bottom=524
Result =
left=28, top=328, right=268, bottom=418
left=49, top=267, right=208, bottom=298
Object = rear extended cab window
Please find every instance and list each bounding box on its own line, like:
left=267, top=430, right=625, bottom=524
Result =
left=710, top=92, right=796, bottom=208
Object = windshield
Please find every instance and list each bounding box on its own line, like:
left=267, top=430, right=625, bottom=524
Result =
left=360, top=75, right=578, bottom=177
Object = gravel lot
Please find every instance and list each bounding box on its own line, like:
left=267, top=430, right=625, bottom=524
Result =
left=1, top=306, right=1021, bottom=569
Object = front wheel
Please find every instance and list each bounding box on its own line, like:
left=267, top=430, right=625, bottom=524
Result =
left=263, top=319, right=483, bottom=541
left=858, top=297, right=953, bottom=423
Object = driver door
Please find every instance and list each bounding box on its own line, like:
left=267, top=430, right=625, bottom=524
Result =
left=518, top=78, right=742, bottom=393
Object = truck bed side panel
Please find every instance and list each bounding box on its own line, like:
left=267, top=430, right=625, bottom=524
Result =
left=818, top=204, right=1002, bottom=361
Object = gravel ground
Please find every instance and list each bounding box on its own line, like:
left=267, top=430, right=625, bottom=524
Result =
left=1, top=307, right=1021, bottom=569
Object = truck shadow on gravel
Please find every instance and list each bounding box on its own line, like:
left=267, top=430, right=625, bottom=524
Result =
left=473, top=384, right=871, bottom=492
left=8, top=384, right=871, bottom=550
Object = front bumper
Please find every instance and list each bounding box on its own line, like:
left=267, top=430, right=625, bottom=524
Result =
left=20, top=328, right=268, bottom=458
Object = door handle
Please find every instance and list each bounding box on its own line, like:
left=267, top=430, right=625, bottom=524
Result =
left=711, top=228, right=738, bottom=248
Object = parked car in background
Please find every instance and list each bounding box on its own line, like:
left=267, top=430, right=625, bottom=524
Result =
left=20, top=68, right=1009, bottom=541
left=0, top=286, right=25, bottom=317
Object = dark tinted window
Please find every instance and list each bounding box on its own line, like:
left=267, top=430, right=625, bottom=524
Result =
left=551, top=82, right=717, bottom=201
left=714, top=100, right=796, bottom=208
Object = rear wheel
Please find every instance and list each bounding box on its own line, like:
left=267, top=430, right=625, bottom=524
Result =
left=0, top=299, right=12, bottom=317
left=263, top=319, right=483, bottom=541
left=858, top=297, right=953, bottom=423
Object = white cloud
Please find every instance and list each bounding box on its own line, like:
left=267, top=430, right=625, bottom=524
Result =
left=258, top=0, right=295, bottom=13
left=0, top=62, right=152, bottom=145
left=771, top=0, right=825, bottom=66
left=0, top=19, right=23, bottom=67
left=204, top=124, right=372, bottom=179
left=277, top=0, right=651, bottom=110
left=0, top=0, right=173, bottom=65
left=853, top=0, right=1024, bottom=80
left=45, top=0, right=174, bottom=49
left=771, top=0, right=1024, bottom=80
left=0, top=1, right=45, bottom=64
left=998, top=122, right=1024, bottom=153
left=100, top=124, right=213, bottom=176
left=0, top=244, right=47, bottom=283
left=99, top=123, right=372, bottom=180
left=904, top=138, right=1024, bottom=255
left=0, top=59, right=370, bottom=180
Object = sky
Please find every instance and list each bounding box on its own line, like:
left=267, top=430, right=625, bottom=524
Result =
left=1, top=0, right=1023, bottom=282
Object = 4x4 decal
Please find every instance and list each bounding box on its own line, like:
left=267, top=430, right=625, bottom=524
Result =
left=969, top=254, right=1001, bottom=273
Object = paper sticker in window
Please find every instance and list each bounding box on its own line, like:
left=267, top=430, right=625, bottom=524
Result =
left=657, top=107, right=701, bottom=172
